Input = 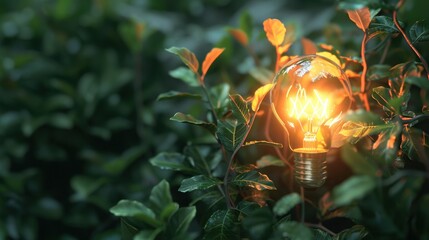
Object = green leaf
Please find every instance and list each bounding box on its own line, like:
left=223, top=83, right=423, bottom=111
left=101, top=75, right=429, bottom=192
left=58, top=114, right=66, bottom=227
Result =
left=149, top=152, right=194, bottom=173
left=134, top=229, right=162, bottom=240
left=121, top=218, right=139, bottom=240
left=149, top=180, right=179, bottom=221
left=210, top=83, right=231, bottom=117
left=179, top=175, right=221, bottom=193
left=242, top=206, right=274, bottom=240
left=334, top=225, right=368, bottom=240
left=203, top=209, right=239, bottom=240
left=216, top=119, right=247, bottom=152
left=170, top=112, right=216, bottom=135
left=109, top=200, right=160, bottom=227
left=256, top=155, right=285, bottom=168
left=273, top=193, right=301, bottom=216
left=313, top=229, right=333, bottom=240
left=405, top=76, right=429, bottom=90
left=367, top=64, right=390, bottom=81
left=368, top=16, right=399, bottom=39
left=340, top=121, right=394, bottom=144
left=341, top=143, right=377, bottom=175
left=184, top=146, right=213, bottom=176
left=166, top=47, right=199, bottom=73
left=169, top=67, right=199, bottom=87
left=409, top=21, right=429, bottom=44
left=239, top=11, right=253, bottom=38
left=243, top=140, right=283, bottom=148
left=71, top=175, right=106, bottom=200
left=402, top=128, right=429, bottom=161
left=249, top=67, right=274, bottom=85
left=331, top=175, right=376, bottom=206
left=165, top=207, right=197, bottom=240
left=156, top=91, right=201, bottom=101
left=231, top=170, right=276, bottom=190
left=277, top=221, right=313, bottom=240
left=229, top=94, right=250, bottom=124
left=372, top=86, right=396, bottom=113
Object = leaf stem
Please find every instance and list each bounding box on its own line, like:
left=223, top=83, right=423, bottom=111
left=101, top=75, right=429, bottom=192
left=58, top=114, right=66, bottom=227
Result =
left=360, top=32, right=371, bottom=111
left=393, top=0, right=429, bottom=79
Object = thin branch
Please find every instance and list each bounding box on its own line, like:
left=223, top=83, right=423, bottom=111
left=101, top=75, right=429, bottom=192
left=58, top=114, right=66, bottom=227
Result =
left=360, top=32, right=371, bottom=111
left=393, top=0, right=429, bottom=79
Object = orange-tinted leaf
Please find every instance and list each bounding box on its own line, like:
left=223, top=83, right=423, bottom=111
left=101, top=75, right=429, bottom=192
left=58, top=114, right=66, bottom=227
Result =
left=320, top=44, right=333, bottom=51
left=347, top=7, right=371, bottom=32
left=278, top=56, right=290, bottom=68
left=166, top=47, right=199, bottom=73
left=228, top=28, right=248, bottom=46
left=301, top=37, right=317, bottom=55
left=277, top=43, right=291, bottom=55
left=202, top=48, right=224, bottom=78
left=252, top=83, right=273, bottom=111
left=316, top=51, right=341, bottom=66
left=263, top=18, right=286, bottom=46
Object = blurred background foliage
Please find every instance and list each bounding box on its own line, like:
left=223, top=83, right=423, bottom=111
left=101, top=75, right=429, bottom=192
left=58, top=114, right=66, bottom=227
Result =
left=0, top=0, right=428, bottom=239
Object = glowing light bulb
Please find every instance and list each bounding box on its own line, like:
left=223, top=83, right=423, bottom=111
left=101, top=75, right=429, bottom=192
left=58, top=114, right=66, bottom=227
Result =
left=270, top=55, right=352, bottom=188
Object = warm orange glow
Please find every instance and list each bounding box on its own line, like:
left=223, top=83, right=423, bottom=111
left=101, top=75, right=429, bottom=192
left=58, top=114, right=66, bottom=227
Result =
left=288, top=87, right=331, bottom=122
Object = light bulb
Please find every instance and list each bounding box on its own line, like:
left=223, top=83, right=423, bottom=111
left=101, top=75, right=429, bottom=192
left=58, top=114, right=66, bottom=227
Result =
left=270, top=55, right=352, bottom=188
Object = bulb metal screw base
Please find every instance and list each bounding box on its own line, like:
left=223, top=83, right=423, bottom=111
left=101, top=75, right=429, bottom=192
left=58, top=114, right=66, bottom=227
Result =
left=293, top=148, right=328, bottom=188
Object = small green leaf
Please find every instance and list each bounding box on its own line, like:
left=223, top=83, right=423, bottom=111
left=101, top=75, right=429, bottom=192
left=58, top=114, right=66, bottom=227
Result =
left=203, top=209, right=239, bottom=240
left=273, top=193, right=301, bottom=216
left=156, top=91, right=201, bottom=101
left=71, top=175, right=106, bottom=200
left=210, top=83, right=231, bottom=117
left=372, top=118, right=402, bottom=164
left=277, top=221, right=313, bottom=240
left=216, top=119, right=247, bottom=152
left=368, top=16, right=400, bottom=39
left=184, top=146, right=213, bottom=176
left=256, top=155, right=285, bottom=168
left=334, top=225, right=368, bottom=240
left=341, top=143, right=377, bottom=175
left=134, top=229, right=162, bottom=240
left=231, top=170, right=276, bottom=190
left=229, top=94, right=250, bottom=124
left=372, top=86, right=396, bottom=113
left=149, top=152, right=194, bottom=173
left=165, top=207, right=197, bottom=240
left=169, top=67, right=199, bottom=87
left=331, top=175, right=376, bottom=206
left=239, top=11, right=253, bottom=38
left=170, top=112, right=216, bottom=134
left=367, top=64, right=390, bottom=81
left=409, top=21, right=429, bottom=44
left=149, top=180, right=178, bottom=221
left=179, top=175, right=220, bottom=193
left=121, top=218, right=139, bottom=240
left=402, top=128, right=429, bottom=161
left=110, top=200, right=160, bottom=227
left=243, top=140, right=283, bottom=148
left=166, top=47, right=199, bottom=73
left=405, top=76, right=429, bottom=90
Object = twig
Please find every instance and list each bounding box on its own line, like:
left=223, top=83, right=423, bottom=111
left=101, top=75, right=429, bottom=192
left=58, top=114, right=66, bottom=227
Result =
left=393, top=0, right=429, bottom=79
left=359, top=32, right=371, bottom=111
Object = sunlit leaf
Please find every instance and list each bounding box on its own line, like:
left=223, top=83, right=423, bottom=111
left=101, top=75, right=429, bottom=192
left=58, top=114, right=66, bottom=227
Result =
left=216, top=119, right=247, bottom=152
left=231, top=170, right=276, bottom=190
left=156, top=91, right=201, bottom=101
left=243, top=140, right=282, bottom=148
left=277, top=221, right=313, bottom=240
left=409, top=21, right=429, bottom=44
left=109, top=200, right=161, bottom=227
left=372, top=118, right=402, bottom=164
left=166, top=47, right=199, bottom=74
left=263, top=18, right=286, bottom=46
left=170, top=112, right=216, bottom=134
left=301, top=37, right=317, bottom=54
left=340, top=121, right=394, bottom=143
left=256, top=155, right=285, bottom=168
left=371, top=86, right=396, bottom=113
left=228, top=28, right=248, bottom=46
left=273, top=193, right=301, bottom=216
left=169, top=67, right=199, bottom=87
left=202, top=48, right=224, bottom=78
left=251, top=83, right=273, bottom=111
left=316, top=51, right=341, bottom=66
left=149, top=152, right=194, bottom=173
left=402, top=128, right=429, bottom=161
left=346, top=7, right=371, bottom=32
left=229, top=94, right=250, bottom=124
left=341, top=143, right=377, bottom=175
left=148, top=180, right=178, bottom=221
left=331, top=175, right=376, bottom=206
left=313, top=52, right=341, bottom=78
left=178, top=175, right=220, bottom=192
left=203, top=209, right=239, bottom=240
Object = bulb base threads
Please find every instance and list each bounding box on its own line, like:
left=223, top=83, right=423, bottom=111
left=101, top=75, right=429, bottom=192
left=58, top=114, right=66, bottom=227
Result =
left=293, top=148, right=328, bottom=188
